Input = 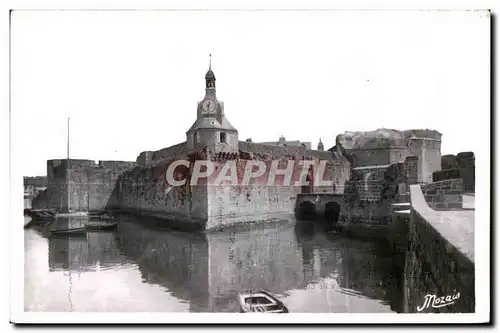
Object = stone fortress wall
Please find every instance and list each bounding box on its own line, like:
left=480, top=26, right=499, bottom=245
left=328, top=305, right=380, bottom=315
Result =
left=205, top=144, right=350, bottom=230
left=33, top=159, right=137, bottom=212
left=118, top=151, right=210, bottom=229
left=24, top=176, right=48, bottom=210
left=33, top=133, right=350, bottom=231
left=332, top=129, right=475, bottom=313
left=26, top=58, right=478, bottom=314
left=435, top=152, right=475, bottom=193
left=336, top=128, right=442, bottom=183
left=329, top=129, right=442, bottom=231
left=332, top=128, right=475, bottom=240
left=403, top=184, right=475, bottom=313
left=32, top=125, right=474, bottom=235
left=336, top=156, right=415, bottom=232
left=118, top=139, right=351, bottom=230
left=29, top=60, right=473, bottom=235
left=32, top=126, right=455, bottom=232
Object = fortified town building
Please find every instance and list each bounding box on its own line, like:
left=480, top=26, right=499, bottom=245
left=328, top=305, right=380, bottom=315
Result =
left=33, top=60, right=450, bottom=231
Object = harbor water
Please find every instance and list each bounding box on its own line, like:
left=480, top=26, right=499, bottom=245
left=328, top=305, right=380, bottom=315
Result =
left=24, top=215, right=404, bottom=313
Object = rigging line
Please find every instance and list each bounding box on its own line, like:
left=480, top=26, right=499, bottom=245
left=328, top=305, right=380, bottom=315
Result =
left=67, top=228, right=74, bottom=311
left=325, top=279, right=333, bottom=313
left=68, top=268, right=74, bottom=311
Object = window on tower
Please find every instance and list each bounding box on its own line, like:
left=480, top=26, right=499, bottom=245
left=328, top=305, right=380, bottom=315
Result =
left=220, top=132, right=227, bottom=143
left=194, top=132, right=200, bottom=144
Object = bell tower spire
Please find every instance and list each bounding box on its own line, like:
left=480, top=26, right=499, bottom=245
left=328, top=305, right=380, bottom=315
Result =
left=205, top=54, right=216, bottom=90
left=187, top=58, right=239, bottom=154
left=317, top=138, right=324, bottom=151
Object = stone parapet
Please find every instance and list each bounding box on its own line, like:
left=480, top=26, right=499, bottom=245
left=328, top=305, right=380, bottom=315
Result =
left=405, top=185, right=474, bottom=313
left=421, top=179, right=464, bottom=210
left=432, top=168, right=461, bottom=182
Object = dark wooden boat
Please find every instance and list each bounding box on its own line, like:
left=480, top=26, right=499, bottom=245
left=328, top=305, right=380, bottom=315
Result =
left=49, top=227, right=87, bottom=236
left=237, top=290, right=289, bottom=313
left=88, top=211, right=115, bottom=221
left=84, top=221, right=118, bottom=231
left=55, top=211, right=88, bottom=219
left=27, top=208, right=58, bottom=221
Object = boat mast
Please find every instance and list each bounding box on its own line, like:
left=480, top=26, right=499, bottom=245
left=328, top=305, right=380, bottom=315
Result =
left=66, top=117, right=70, bottom=213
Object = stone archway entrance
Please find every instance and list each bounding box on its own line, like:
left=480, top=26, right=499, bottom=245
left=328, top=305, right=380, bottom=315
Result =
left=324, top=202, right=341, bottom=225
left=297, top=201, right=316, bottom=219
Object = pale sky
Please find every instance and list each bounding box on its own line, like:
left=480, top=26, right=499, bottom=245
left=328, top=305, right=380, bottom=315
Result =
left=11, top=10, right=490, bottom=176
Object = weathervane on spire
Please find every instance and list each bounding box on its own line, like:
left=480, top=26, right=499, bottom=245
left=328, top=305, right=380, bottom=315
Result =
left=209, top=53, right=212, bottom=70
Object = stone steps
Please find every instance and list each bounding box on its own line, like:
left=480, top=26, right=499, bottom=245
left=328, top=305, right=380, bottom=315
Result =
left=395, top=192, right=410, bottom=203
left=391, top=202, right=410, bottom=214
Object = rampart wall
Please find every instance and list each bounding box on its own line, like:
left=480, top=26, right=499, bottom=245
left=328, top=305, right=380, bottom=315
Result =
left=137, top=142, right=188, bottom=166
left=337, top=157, right=411, bottom=230
left=117, top=160, right=208, bottom=230
left=33, top=159, right=137, bottom=212
left=434, top=152, right=475, bottom=193
left=204, top=151, right=349, bottom=230
left=336, top=129, right=442, bottom=184
left=421, top=179, right=464, bottom=210
left=117, top=150, right=349, bottom=230
left=24, top=176, right=48, bottom=187
left=238, top=141, right=335, bottom=161
left=404, top=185, right=474, bottom=313
left=34, top=140, right=351, bottom=230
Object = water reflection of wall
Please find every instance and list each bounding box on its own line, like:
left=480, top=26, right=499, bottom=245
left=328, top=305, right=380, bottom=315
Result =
left=334, top=237, right=403, bottom=312
left=115, top=220, right=210, bottom=312
left=116, top=219, right=307, bottom=312
left=295, top=228, right=402, bottom=312
left=48, top=232, right=127, bottom=272
left=334, top=241, right=388, bottom=299
left=206, top=225, right=305, bottom=308
left=114, top=216, right=402, bottom=312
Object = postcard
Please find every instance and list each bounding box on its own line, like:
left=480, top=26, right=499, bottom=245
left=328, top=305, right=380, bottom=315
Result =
left=10, top=7, right=491, bottom=325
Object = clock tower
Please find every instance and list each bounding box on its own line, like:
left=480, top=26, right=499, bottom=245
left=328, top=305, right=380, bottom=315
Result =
left=186, top=55, right=239, bottom=154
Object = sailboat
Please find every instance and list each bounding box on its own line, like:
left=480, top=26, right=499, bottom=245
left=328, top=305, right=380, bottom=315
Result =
left=49, top=118, right=88, bottom=237
left=55, top=117, right=89, bottom=220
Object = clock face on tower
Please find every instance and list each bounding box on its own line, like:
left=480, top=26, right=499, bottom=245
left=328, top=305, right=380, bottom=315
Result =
left=202, top=100, right=216, bottom=113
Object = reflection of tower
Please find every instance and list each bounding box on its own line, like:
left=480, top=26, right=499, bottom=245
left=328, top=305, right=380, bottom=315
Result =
left=345, top=260, right=350, bottom=312
left=299, top=236, right=315, bottom=282
left=313, top=248, right=321, bottom=278
left=48, top=236, right=88, bottom=271
left=114, top=220, right=210, bottom=312
left=206, top=225, right=304, bottom=299
left=48, top=232, right=126, bottom=272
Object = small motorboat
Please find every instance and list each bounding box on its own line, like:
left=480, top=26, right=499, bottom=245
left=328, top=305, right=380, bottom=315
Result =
left=84, top=221, right=118, bottom=231
left=49, top=227, right=87, bottom=237
left=237, top=290, right=289, bottom=313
